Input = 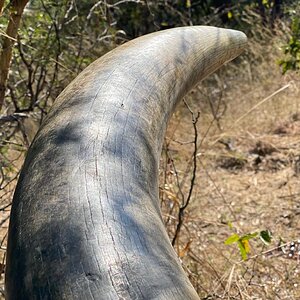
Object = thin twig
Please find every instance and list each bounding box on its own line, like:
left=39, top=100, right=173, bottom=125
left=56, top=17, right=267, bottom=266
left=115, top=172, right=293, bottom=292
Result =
left=0, top=29, right=75, bottom=74
left=172, top=100, right=200, bottom=246
left=233, top=83, right=291, bottom=127
left=212, top=82, right=292, bottom=145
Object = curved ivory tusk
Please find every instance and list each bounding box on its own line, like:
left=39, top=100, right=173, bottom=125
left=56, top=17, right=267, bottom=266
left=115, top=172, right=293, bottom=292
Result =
left=6, top=26, right=247, bottom=299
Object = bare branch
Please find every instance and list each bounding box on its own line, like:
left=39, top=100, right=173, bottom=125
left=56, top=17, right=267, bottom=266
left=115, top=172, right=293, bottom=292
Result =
left=172, top=100, right=200, bottom=246
left=0, top=113, right=28, bottom=125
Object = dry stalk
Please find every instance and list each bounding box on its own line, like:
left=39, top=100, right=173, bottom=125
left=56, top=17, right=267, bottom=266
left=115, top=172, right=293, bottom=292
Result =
left=172, top=99, right=200, bottom=246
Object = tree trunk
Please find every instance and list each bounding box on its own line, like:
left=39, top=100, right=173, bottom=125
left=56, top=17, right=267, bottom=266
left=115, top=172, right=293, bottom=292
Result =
left=0, top=0, right=29, bottom=112
left=0, top=0, right=5, bottom=14
left=271, top=0, right=282, bottom=27
left=5, top=26, right=247, bottom=299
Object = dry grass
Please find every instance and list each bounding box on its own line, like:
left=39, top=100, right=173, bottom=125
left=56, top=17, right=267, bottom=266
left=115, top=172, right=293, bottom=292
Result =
left=161, top=20, right=300, bottom=299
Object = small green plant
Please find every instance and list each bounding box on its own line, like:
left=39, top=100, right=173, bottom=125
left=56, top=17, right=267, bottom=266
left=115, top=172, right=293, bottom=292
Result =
left=225, top=230, right=272, bottom=260
left=279, top=17, right=300, bottom=74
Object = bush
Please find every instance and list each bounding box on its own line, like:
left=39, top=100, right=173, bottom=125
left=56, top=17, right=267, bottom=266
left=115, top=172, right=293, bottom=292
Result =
left=279, top=16, right=300, bottom=74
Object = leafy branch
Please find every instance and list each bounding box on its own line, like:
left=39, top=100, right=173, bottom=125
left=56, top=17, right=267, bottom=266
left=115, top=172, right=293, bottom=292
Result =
left=225, top=230, right=272, bottom=260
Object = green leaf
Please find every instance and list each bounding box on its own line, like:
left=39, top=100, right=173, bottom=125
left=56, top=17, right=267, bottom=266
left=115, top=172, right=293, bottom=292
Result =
left=225, top=234, right=240, bottom=245
left=238, top=240, right=248, bottom=260
left=260, top=230, right=272, bottom=245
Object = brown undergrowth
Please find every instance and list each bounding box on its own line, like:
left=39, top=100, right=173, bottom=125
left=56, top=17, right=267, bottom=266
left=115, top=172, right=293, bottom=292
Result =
left=160, top=22, right=300, bottom=299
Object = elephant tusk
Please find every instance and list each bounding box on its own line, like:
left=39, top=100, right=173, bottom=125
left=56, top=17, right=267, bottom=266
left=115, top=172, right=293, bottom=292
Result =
left=6, top=26, right=247, bottom=299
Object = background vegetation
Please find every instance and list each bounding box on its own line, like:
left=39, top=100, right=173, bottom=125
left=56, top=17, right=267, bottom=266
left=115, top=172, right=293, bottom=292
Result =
left=0, top=0, right=300, bottom=298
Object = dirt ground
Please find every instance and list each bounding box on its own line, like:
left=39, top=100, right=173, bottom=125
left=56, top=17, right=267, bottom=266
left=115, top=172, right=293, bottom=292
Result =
left=164, top=111, right=300, bottom=298
left=160, top=47, right=300, bottom=298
